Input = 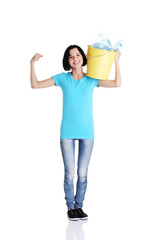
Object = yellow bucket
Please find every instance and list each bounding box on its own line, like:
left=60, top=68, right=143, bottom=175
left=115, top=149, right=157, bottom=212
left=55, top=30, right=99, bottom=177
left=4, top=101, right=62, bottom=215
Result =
left=86, top=45, right=117, bottom=80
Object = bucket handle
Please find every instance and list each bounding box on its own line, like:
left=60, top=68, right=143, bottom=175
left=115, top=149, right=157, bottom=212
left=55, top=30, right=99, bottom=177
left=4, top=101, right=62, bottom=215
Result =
left=89, top=49, right=115, bottom=58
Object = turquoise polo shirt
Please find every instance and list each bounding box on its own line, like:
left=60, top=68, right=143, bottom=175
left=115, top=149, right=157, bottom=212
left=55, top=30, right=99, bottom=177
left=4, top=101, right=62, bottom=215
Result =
left=51, top=72, right=99, bottom=139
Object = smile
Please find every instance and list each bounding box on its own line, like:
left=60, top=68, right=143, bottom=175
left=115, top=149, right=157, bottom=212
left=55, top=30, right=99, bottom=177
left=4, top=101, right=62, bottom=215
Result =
left=73, top=61, right=80, bottom=65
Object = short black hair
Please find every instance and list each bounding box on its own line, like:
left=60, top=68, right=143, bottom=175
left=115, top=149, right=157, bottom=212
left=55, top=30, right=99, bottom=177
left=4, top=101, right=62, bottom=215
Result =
left=63, top=45, right=87, bottom=71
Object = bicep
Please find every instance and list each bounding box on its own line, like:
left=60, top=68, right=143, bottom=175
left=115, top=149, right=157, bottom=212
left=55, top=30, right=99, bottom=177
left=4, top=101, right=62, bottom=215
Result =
left=36, top=77, right=55, bottom=88
left=97, top=79, right=116, bottom=88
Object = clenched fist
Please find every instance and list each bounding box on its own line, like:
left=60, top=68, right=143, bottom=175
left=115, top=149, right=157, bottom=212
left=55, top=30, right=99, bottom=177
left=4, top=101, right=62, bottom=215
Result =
left=30, top=53, right=43, bottom=63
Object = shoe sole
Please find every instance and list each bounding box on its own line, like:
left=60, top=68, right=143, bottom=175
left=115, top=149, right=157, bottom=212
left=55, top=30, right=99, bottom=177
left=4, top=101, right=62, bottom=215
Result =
left=79, top=217, right=88, bottom=220
left=68, top=217, right=79, bottom=221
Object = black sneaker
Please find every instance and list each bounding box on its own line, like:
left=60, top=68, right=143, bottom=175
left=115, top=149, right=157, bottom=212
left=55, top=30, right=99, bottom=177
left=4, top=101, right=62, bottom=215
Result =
left=67, top=209, right=79, bottom=221
left=76, top=208, right=88, bottom=220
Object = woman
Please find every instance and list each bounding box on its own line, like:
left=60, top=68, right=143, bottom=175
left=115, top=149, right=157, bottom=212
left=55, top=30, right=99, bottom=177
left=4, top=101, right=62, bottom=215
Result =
left=30, top=45, right=121, bottom=221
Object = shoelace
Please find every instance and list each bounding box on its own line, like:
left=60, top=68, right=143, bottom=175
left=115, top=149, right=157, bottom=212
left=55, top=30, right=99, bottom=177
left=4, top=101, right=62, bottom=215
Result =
left=76, top=208, right=83, bottom=214
left=69, top=209, right=84, bottom=215
left=70, top=209, right=77, bottom=215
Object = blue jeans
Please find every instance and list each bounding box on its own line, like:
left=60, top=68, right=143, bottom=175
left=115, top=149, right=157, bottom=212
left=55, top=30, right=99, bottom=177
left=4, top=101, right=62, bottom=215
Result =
left=60, top=139, right=94, bottom=210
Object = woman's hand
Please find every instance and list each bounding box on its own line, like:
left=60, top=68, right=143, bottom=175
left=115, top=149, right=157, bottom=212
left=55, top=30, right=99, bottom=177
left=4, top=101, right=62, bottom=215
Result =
left=85, top=54, right=91, bottom=59
left=115, top=50, right=121, bottom=62
left=30, top=53, right=43, bottom=63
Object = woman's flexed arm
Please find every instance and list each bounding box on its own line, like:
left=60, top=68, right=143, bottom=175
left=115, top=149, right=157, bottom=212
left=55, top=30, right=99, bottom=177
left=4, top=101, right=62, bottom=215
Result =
left=30, top=53, right=55, bottom=88
left=30, top=53, right=42, bottom=88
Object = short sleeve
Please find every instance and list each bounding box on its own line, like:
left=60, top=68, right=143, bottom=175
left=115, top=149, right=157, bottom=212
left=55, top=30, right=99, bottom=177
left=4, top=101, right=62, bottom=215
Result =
left=92, top=78, right=100, bottom=87
left=51, top=72, right=65, bottom=87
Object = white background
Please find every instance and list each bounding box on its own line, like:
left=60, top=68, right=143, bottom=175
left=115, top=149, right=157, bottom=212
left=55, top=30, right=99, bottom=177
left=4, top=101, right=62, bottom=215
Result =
left=0, top=0, right=160, bottom=239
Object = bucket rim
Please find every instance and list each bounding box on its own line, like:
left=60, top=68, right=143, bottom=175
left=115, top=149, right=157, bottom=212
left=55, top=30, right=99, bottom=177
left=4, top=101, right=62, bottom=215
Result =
left=88, top=45, right=117, bottom=53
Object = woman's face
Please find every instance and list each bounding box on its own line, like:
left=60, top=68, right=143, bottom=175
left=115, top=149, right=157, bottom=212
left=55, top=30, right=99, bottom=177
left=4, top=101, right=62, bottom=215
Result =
left=68, top=48, right=83, bottom=69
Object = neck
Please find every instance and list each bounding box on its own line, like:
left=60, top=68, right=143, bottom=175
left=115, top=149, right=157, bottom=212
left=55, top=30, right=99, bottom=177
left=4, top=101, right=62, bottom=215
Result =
left=71, top=67, right=84, bottom=80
